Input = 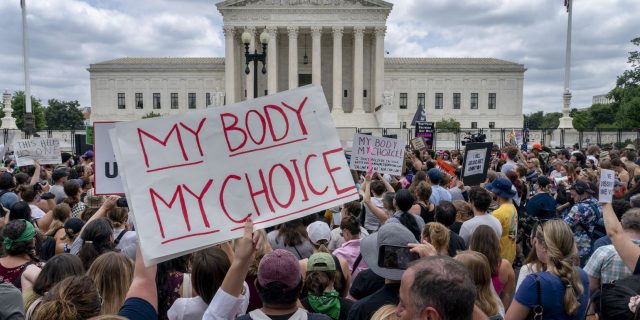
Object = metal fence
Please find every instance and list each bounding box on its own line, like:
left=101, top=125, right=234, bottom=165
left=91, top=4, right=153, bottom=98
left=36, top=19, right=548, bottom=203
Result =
left=2, top=129, right=87, bottom=154
left=335, top=127, right=640, bottom=150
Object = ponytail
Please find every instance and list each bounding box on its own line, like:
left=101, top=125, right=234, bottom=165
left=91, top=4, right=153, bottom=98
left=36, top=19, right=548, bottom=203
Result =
left=398, top=212, right=421, bottom=242
left=553, top=257, right=584, bottom=315
left=315, top=239, right=330, bottom=253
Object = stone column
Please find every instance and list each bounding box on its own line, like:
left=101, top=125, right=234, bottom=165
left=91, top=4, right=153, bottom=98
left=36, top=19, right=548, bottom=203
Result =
left=352, top=26, right=365, bottom=113
left=332, top=26, right=343, bottom=113
left=266, top=26, right=278, bottom=94
left=311, top=26, right=322, bottom=86
left=223, top=26, right=236, bottom=104
left=244, top=26, right=256, bottom=100
left=374, top=26, right=386, bottom=111
left=1, top=91, right=17, bottom=130
left=287, top=26, right=299, bottom=90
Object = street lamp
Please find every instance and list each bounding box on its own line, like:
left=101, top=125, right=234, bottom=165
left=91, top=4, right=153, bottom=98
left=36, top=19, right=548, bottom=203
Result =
left=242, top=29, right=268, bottom=99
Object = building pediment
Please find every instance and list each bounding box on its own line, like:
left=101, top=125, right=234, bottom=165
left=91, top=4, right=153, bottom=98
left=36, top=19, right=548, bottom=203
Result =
left=216, top=0, right=392, bottom=9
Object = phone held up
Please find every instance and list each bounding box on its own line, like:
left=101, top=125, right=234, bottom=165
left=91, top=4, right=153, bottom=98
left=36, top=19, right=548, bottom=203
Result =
left=378, top=245, right=420, bottom=270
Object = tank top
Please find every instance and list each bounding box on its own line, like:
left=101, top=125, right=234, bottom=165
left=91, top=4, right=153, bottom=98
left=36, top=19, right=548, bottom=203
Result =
left=0, top=261, right=30, bottom=289
left=419, top=203, right=436, bottom=224
left=492, top=274, right=506, bottom=295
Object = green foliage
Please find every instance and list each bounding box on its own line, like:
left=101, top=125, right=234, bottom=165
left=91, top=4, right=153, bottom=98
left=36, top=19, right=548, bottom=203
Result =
left=142, top=112, right=162, bottom=119
left=44, top=99, right=85, bottom=130
left=609, top=36, right=640, bottom=129
left=571, top=109, right=594, bottom=130
left=435, top=118, right=460, bottom=129
left=11, top=91, right=46, bottom=130
left=524, top=111, right=561, bottom=129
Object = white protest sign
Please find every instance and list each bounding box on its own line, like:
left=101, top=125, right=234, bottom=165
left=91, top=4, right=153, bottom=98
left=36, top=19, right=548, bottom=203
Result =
left=111, top=86, right=359, bottom=265
left=599, top=169, right=615, bottom=203
left=349, top=133, right=406, bottom=176
left=94, top=122, right=124, bottom=195
left=464, top=149, right=487, bottom=177
left=13, top=138, right=62, bottom=167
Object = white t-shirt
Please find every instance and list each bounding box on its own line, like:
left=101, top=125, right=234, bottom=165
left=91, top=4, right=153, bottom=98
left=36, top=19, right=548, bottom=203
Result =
left=112, top=228, right=138, bottom=261
left=169, top=282, right=250, bottom=320
left=29, top=204, right=46, bottom=220
left=201, top=282, right=251, bottom=320
left=364, top=197, right=386, bottom=231
left=459, top=214, right=503, bottom=244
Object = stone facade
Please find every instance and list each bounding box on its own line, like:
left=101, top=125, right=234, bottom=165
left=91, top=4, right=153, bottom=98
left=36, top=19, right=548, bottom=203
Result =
left=88, top=0, right=526, bottom=128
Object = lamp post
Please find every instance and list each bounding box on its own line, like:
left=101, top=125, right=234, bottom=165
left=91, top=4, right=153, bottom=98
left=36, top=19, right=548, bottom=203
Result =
left=242, top=30, right=268, bottom=99
left=20, top=0, right=35, bottom=136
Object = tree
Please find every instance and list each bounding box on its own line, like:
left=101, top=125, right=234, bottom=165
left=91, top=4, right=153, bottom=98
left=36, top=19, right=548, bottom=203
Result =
left=541, top=112, right=562, bottom=129
left=142, top=111, right=162, bottom=119
left=610, top=37, right=640, bottom=128
left=44, top=99, right=85, bottom=130
left=435, top=118, right=460, bottom=129
left=572, top=109, right=594, bottom=130
left=524, top=111, right=543, bottom=129
left=11, top=91, right=46, bottom=130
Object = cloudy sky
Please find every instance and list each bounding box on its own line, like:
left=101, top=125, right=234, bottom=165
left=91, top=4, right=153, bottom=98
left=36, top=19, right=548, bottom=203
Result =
left=0, top=0, right=638, bottom=114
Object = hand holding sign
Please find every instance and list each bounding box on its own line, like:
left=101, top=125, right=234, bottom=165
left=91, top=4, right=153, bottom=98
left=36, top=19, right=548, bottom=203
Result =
left=599, top=169, right=615, bottom=203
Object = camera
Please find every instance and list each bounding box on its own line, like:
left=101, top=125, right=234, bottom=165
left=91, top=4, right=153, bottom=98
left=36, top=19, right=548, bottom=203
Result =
left=461, top=132, right=487, bottom=146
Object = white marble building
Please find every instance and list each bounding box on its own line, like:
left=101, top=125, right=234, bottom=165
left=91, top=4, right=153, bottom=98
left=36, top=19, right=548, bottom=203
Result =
left=89, top=0, right=526, bottom=129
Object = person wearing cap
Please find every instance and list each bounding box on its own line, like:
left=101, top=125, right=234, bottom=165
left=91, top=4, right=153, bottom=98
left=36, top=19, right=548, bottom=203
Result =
left=300, top=253, right=353, bottom=320
left=347, top=223, right=419, bottom=320
left=564, top=180, right=603, bottom=265
left=50, top=168, right=69, bottom=204
left=427, top=168, right=451, bottom=206
left=81, top=150, right=94, bottom=165
left=484, top=177, right=518, bottom=264
left=459, top=187, right=503, bottom=245
left=300, top=221, right=350, bottom=298
left=524, top=176, right=557, bottom=221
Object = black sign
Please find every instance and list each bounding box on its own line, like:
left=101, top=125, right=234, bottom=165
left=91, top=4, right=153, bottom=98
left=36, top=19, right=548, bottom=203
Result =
left=415, top=121, right=434, bottom=150
left=461, top=142, right=493, bottom=186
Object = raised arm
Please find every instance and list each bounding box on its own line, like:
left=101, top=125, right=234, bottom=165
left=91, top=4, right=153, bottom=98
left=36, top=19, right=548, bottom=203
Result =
left=603, top=202, right=640, bottom=272
left=117, top=245, right=158, bottom=319
left=375, top=172, right=395, bottom=193
left=29, top=161, right=41, bottom=186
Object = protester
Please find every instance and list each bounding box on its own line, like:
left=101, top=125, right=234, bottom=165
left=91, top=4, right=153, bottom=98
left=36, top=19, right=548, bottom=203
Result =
left=332, top=215, right=367, bottom=282
left=396, top=256, right=476, bottom=320
left=31, top=275, right=102, bottom=320
left=427, top=168, right=452, bottom=205
left=485, top=177, right=518, bottom=263
left=362, top=173, right=394, bottom=232
left=77, top=218, right=117, bottom=270
left=590, top=275, right=640, bottom=320
left=88, top=251, right=134, bottom=315
left=0, top=219, right=41, bottom=290
left=454, top=251, right=504, bottom=319
left=301, top=252, right=354, bottom=320
left=328, top=201, right=369, bottom=251
left=505, top=220, right=590, bottom=320
left=564, top=180, right=603, bottom=265
left=49, top=168, right=69, bottom=204
left=106, top=206, right=137, bottom=260
left=421, top=222, right=450, bottom=256
left=0, top=281, right=24, bottom=319
left=267, top=218, right=315, bottom=259
left=459, top=186, right=503, bottom=244
left=23, top=253, right=85, bottom=316
left=348, top=223, right=418, bottom=320
left=434, top=200, right=467, bottom=256
left=386, top=189, right=425, bottom=241
left=525, top=176, right=557, bottom=220
left=515, top=225, right=547, bottom=291
left=468, top=225, right=515, bottom=310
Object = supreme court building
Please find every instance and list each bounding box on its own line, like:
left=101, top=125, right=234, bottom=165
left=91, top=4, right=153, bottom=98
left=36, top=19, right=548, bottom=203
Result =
left=89, top=0, right=526, bottom=128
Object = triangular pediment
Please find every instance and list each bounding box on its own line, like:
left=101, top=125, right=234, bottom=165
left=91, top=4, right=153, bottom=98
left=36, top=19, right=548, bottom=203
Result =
left=216, top=0, right=393, bottom=9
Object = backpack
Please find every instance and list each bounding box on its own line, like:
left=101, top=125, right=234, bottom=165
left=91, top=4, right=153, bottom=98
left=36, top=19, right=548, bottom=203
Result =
left=585, top=201, right=606, bottom=241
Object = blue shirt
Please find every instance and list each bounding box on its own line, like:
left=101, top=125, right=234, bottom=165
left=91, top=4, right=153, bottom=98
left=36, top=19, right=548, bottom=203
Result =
left=119, top=297, right=157, bottom=320
left=429, top=185, right=452, bottom=205
left=515, top=270, right=590, bottom=320
left=525, top=192, right=557, bottom=220
left=563, top=197, right=601, bottom=260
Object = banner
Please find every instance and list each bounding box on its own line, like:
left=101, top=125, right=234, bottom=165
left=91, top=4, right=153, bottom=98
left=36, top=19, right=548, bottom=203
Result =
left=111, top=86, right=359, bottom=265
left=410, top=137, right=426, bottom=151
left=461, top=142, right=492, bottom=186
left=94, top=122, right=123, bottom=195
left=13, top=138, right=61, bottom=167
left=349, top=133, right=406, bottom=176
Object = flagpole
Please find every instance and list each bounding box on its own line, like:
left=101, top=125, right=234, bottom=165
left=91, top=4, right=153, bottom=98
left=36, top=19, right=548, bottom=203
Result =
left=558, top=0, right=574, bottom=129
left=21, top=0, right=35, bottom=135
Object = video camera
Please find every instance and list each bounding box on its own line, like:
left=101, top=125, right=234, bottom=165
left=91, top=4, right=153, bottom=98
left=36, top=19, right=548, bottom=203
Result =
left=461, top=132, right=487, bottom=146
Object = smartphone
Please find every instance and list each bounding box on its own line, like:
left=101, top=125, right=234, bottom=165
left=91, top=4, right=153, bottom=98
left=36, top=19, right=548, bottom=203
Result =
left=378, top=245, right=420, bottom=270
left=116, top=198, right=128, bottom=208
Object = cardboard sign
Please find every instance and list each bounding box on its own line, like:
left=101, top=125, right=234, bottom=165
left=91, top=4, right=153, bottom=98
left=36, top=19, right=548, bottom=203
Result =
left=94, top=122, right=123, bottom=195
left=13, top=138, right=62, bottom=167
left=111, top=86, right=359, bottom=265
left=410, top=137, right=426, bottom=151
left=349, top=133, right=406, bottom=176
left=461, top=142, right=492, bottom=186
left=599, top=169, right=615, bottom=203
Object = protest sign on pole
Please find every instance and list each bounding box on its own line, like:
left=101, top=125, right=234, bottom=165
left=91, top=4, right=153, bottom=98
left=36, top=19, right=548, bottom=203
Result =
left=13, top=138, right=61, bottom=167
left=461, top=142, right=492, bottom=186
left=415, top=121, right=434, bottom=150
left=94, top=122, right=124, bottom=195
left=349, top=133, right=406, bottom=176
left=111, top=86, right=359, bottom=265
left=410, top=137, right=426, bottom=151
left=599, top=169, right=615, bottom=203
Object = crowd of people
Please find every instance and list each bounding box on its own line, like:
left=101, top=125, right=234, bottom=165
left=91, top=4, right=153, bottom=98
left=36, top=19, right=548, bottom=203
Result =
left=1, top=141, right=640, bottom=320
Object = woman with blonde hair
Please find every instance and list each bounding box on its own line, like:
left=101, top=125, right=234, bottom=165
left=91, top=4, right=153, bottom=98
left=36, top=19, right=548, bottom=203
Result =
left=505, top=220, right=590, bottom=320
left=31, top=275, right=101, bottom=320
left=455, top=251, right=503, bottom=319
left=371, top=304, right=399, bottom=320
left=421, top=222, right=450, bottom=256
left=87, top=252, right=134, bottom=315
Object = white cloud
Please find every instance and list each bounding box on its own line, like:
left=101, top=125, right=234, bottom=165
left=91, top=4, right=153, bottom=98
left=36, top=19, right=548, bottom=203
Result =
left=0, top=0, right=637, bottom=117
